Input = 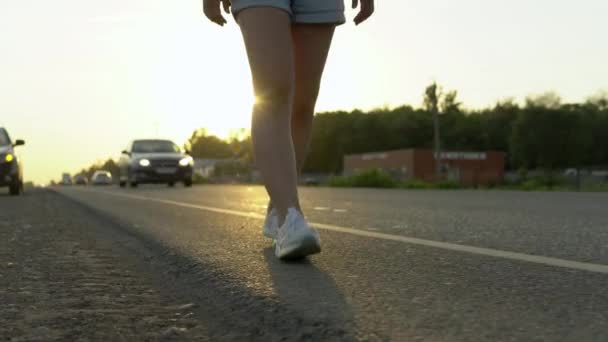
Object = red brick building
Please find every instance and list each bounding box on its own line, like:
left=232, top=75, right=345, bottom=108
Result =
left=343, top=149, right=506, bottom=186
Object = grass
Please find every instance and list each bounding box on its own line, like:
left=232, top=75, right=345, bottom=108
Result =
left=399, top=179, right=433, bottom=189
left=328, top=169, right=461, bottom=190
left=326, top=169, right=608, bottom=192
left=328, top=169, right=398, bottom=188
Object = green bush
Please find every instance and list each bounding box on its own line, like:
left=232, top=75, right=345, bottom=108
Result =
left=516, top=174, right=567, bottom=191
left=584, top=182, right=608, bottom=192
left=328, top=169, right=398, bottom=188
left=400, top=179, right=433, bottom=189
left=435, top=180, right=462, bottom=189
left=327, top=175, right=350, bottom=187
left=519, top=179, right=544, bottom=191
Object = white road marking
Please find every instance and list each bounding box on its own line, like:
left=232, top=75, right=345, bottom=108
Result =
left=62, top=188, right=608, bottom=275
left=314, top=207, right=331, bottom=211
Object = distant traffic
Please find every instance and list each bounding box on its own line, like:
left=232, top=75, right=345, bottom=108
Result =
left=57, top=139, right=194, bottom=190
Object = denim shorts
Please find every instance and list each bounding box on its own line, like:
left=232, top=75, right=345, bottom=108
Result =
left=232, top=0, right=345, bottom=25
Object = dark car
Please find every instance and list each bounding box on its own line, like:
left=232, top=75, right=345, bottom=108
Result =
left=0, top=127, right=25, bottom=196
left=74, top=175, right=88, bottom=185
left=118, top=139, right=193, bottom=188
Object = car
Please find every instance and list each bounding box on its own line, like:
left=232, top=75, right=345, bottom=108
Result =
left=61, top=173, right=73, bottom=186
left=303, top=177, right=321, bottom=186
left=118, top=139, right=193, bottom=188
left=74, top=175, right=88, bottom=185
left=0, top=127, right=25, bottom=196
left=91, top=170, right=113, bottom=185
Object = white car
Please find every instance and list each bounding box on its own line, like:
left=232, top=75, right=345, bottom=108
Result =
left=91, top=171, right=113, bottom=185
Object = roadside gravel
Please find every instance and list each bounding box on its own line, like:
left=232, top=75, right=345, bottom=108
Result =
left=0, top=190, right=209, bottom=341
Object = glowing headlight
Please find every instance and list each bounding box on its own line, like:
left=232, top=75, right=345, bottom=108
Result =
left=139, top=159, right=151, bottom=167
left=179, top=156, right=193, bottom=167
left=5, top=154, right=13, bottom=162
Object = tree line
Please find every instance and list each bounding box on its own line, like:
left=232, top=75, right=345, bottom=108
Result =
left=305, top=88, right=607, bottom=176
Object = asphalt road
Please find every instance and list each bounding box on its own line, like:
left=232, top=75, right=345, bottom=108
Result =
left=40, top=186, right=608, bottom=340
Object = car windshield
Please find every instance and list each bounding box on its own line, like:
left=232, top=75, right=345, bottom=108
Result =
left=132, top=140, right=180, bottom=153
left=0, top=129, right=10, bottom=146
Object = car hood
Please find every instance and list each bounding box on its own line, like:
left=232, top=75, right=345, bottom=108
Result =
left=131, top=152, right=186, bottom=160
left=0, top=145, right=12, bottom=154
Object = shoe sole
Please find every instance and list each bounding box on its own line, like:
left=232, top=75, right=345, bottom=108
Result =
left=275, top=234, right=321, bottom=260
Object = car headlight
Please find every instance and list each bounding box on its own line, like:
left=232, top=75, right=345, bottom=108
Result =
left=4, top=154, right=13, bottom=163
left=139, top=159, right=151, bottom=167
left=179, top=156, right=193, bottom=167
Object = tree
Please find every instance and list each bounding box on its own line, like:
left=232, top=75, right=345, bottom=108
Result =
left=185, top=129, right=233, bottom=159
left=586, top=90, right=608, bottom=111
left=510, top=101, right=591, bottom=186
left=525, top=92, right=562, bottom=109
left=440, top=90, right=462, bottom=114
left=480, top=100, right=519, bottom=168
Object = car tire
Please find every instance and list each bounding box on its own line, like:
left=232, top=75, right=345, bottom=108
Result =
left=183, top=179, right=193, bottom=187
left=9, top=179, right=21, bottom=196
left=168, top=182, right=175, bottom=187
left=127, top=171, right=138, bottom=188
left=119, top=181, right=126, bottom=188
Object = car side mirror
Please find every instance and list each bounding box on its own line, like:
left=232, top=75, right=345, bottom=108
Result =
left=121, top=150, right=130, bottom=156
left=13, top=139, right=25, bottom=147
left=185, top=149, right=191, bottom=155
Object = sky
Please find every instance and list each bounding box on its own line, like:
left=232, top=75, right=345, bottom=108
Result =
left=1, top=0, right=607, bottom=184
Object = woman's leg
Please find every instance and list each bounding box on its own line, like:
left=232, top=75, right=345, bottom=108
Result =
left=266, top=25, right=336, bottom=215
left=237, top=8, right=299, bottom=223
left=291, top=24, right=336, bottom=174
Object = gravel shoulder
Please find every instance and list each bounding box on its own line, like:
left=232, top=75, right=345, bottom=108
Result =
left=0, top=190, right=209, bottom=341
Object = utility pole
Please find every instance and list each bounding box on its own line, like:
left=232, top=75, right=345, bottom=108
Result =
left=425, top=83, right=442, bottom=179
left=433, top=99, right=441, bottom=179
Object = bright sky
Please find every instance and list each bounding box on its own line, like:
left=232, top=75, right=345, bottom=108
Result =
left=1, top=0, right=607, bottom=184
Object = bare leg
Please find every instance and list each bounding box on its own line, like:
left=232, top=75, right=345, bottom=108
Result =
left=291, top=24, right=336, bottom=174
left=237, top=8, right=299, bottom=224
left=267, top=24, right=336, bottom=215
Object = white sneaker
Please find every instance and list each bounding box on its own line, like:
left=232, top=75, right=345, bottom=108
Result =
left=275, top=208, right=321, bottom=260
left=263, top=208, right=279, bottom=239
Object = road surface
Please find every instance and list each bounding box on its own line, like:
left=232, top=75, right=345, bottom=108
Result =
left=4, top=185, right=608, bottom=341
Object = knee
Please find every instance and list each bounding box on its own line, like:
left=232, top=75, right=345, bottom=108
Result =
left=255, top=79, right=294, bottom=108
left=293, top=78, right=321, bottom=113
left=292, top=87, right=320, bottom=119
